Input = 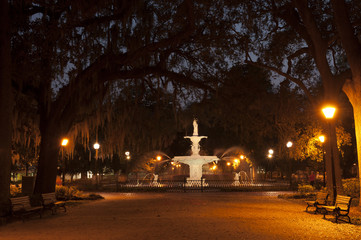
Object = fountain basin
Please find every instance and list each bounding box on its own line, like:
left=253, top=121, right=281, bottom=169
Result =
left=173, top=155, right=218, bottom=180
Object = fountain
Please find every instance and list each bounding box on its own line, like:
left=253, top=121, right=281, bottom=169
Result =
left=232, top=172, right=241, bottom=186
left=173, top=119, right=219, bottom=183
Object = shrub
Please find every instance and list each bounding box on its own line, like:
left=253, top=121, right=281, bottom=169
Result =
left=298, top=184, right=315, bottom=194
left=342, top=178, right=360, bottom=198
left=55, top=185, right=81, bottom=200
left=10, top=184, right=22, bottom=197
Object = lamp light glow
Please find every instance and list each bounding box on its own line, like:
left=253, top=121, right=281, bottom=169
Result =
left=322, top=106, right=336, bottom=119
left=319, top=135, right=325, bottom=143
left=93, top=143, right=100, bottom=150
left=61, top=138, right=69, bottom=146
left=286, top=141, right=293, bottom=148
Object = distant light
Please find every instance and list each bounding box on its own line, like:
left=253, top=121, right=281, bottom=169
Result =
left=156, top=156, right=162, bottom=161
left=227, top=162, right=231, bottom=166
left=211, top=165, right=217, bottom=170
left=126, top=156, right=131, bottom=160
left=268, top=154, right=273, bottom=158
left=125, top=151, right=130, bottom=156
left=233, top=158, right=239, bottom=163
left=61, top=138, right=69, bottom=146
left=319, top=135, right=325, bottom=143
left=322, top=106, right=336, bottom=119
left=93, top=143, right=100, bottom=150
left=240, top=155, right=245, bottom=160
left=286, top=141, right=293, bottom=148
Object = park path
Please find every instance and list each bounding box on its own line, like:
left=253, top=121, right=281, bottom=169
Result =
left=0, top=192, right=360, bottom=240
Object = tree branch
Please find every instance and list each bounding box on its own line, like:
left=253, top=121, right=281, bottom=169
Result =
left=331, top=0, right=361, bottom=76
left=246, top=60, right=315, bottom=104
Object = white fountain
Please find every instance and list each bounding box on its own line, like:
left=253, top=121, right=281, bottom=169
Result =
left=173, top=119, right=219, bottom=183
left=232, top=172, right=241, bottom=186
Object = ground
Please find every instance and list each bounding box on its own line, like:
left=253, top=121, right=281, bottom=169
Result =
left=1, top=192, right=360, bottom=240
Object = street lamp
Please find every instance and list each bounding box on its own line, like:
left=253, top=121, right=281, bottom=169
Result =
left=61, top=138, right=69, bottom=186
left=286, top=141, right=293, bottom=187
left=268, top=149, right=274, bottom=155
left=319, top=135, right=326, bottom=187
left=322, top=106, right=337, bottom=202
left=125, top=151, right=131, bottom=174
left=322, top=107, right=336, bottom=119
left=61, top=138, right=69, bottom=147
left=93, top=142, right=100, bottom=188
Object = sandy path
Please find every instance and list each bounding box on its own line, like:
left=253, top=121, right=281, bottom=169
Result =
left=0, top=192, right=360, bottom=240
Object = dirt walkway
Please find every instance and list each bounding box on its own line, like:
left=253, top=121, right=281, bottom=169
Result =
left=1, top=192, right=360, bottom=240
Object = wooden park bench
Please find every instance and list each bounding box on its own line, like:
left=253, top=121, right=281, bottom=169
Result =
left=305, top=192, right=329, bottom=213
left=10, top=196, right=43, bottom=221
left=42, top=192, right=66, bottom=214
left=322, top=195, right=352, bottom=223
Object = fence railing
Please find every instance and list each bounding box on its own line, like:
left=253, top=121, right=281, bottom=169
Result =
left=81, top=178, right=290, bottom=192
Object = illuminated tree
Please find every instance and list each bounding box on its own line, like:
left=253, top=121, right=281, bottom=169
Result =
left=235, top=0, right=361, bottom=200
left=7, top=0, right=236, bottom=194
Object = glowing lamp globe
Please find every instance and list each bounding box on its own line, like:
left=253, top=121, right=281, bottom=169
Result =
left=61, top=138, right=69, bottom=146
left=322, top=107, right=336, bottom=119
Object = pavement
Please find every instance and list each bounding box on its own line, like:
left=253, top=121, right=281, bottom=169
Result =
left=0, top=192, right=360, bottom=240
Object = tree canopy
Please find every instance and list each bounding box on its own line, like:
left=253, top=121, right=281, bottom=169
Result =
left=0, top=1, right=359, bottom=206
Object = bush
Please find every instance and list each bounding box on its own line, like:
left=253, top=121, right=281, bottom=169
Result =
left=55, top=185, right=81, bottom=200
left=10, top=184, right=22, bottom=197
left=298, top=184, right=315, bottom=194
left=342, top=178, right=360, bottom=198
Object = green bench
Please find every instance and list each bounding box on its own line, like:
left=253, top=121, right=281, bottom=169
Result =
left=42, top=192, right=66, bottom=214
left=10, top=196, right=43, bottom=221
left=322, top=195, right=352, bottom=223
left=305, top=192, right=329, bottom=213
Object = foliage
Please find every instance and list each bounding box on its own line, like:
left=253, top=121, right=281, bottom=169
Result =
left=10, top=184, right=22, bottom=197
left=297, top=184, right=315, bottom=194
left=292, top=125, right=352, bottom=162
left=342, top=178, right=360, bottom=199
left=55, top=185, right=81, bottom=200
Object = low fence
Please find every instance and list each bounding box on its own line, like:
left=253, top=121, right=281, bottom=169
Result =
left=77, top=179, right=290, bottom=192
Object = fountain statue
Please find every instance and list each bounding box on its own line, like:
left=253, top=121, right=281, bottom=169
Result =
left=193, top=119, right=198, bottom=136
left=173, top=119, right=219, bottom=182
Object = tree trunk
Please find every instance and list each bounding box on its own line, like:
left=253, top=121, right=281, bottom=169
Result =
left=0, top=0, right=12, bottom=215
left=34, top=123, right=61, bottom=194
left=343, top=82, right=361, bottom=206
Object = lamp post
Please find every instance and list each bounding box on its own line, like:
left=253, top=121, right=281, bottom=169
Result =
left=93, top=142, right=100, bottom=188
left=125, top=151, right=131, bottom=179
left=286, top=141, right=293, bottom=187
left=61, top=138, right=69, bottom=186
left=322, top=106, right=337, bottom=202
left=267, top=151, right=272, bottom=179
left=318, top=135, right=326, bottom=187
